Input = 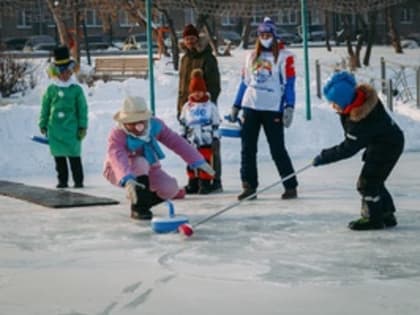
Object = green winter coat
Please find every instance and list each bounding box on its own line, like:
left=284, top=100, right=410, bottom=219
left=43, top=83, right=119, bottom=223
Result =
left=177, top=36, right=221, bottom=116
left=39, top=82, right=88, bottom=157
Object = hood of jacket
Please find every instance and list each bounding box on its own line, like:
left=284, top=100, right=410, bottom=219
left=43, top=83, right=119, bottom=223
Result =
left=179, top=35, right=212, bottom=56
left=349, top=84, right=379, bottom=122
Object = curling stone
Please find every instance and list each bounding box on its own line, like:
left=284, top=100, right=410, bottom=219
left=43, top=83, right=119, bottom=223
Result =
left=219, top=118, right=241, bottom=138
left=151, top=201, right=189, bottom=234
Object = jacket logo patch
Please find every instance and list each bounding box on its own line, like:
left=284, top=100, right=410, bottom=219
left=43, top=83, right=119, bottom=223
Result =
left=346, top=133, right=357, bottom=140
left=252, top=59, right=273, bottom=84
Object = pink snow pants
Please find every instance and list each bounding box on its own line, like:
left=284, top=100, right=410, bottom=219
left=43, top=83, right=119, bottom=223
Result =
left=131, top=157, right=179, bottom=200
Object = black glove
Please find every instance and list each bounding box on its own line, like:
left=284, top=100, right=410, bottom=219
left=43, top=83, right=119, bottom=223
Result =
left=225, top=106, right=240, bottom=122
left=312, top=154, right=324, bottom=167
left=77, top=128, right=87, bottom=140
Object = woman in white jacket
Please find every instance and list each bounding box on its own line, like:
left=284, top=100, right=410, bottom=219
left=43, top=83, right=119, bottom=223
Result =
left=228, top=17, right=298, bottom=201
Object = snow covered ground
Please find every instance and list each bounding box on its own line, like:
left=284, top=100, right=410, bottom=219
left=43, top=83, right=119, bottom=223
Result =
left=1, top=46, right=420, bottom=315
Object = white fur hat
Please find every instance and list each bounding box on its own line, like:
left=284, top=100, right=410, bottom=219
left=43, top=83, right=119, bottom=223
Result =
left=113, top=96, right=152, bottom=123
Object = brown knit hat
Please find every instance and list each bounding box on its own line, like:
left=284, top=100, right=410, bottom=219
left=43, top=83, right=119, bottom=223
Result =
left=183, top=24, right=199, bottom=38
left=189, top=69, right=207, bottom=93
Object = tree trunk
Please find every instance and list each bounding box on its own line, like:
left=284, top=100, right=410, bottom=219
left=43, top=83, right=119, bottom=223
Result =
left=343, top=15, right=357, bottom=70
left=386, top=7, right=403, bottom=53
left=72, top=0, right=81, bottom=63
left=197, top=14, right=219, bottom=56
left=46, top=0, right=70, bottom=46
left=325, top=11, right=331, bottom=52
left=354, top=14, right=368, bottom=69
left=159, top=8, right=179, bottom=70
left=363, top=11, right=377, bottom=66
left=240, top=18, right=251, bottom=49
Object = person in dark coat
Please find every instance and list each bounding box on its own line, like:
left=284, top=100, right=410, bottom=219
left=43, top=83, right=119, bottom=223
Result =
left=313, top=71, right=404, bottom=230
left=177, top=24, right=222, bottom=192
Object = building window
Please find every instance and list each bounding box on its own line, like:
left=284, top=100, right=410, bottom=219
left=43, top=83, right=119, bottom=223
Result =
left=44, top=11, right=56, bottom=28
left=184, top=8, right=195, bottom=25
left=17, top=9, right=32, bottom=29
left=309, top=9, right=324, bottom=25
left=119, top=11, right=136, bottom=27
left=278, top=9, right=298, bottom=25
left=376, top=11, right=385, bottom=24
left=251, top=15, right=265, bottom=26
left=400, top=8, right=413, bottom=24
left=221, top=15, right=238, bottom=26
left=85, top=9, right=102, bottom=27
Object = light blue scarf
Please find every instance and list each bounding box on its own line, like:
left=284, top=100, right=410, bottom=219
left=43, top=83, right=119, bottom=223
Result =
left=126, top=119, right=165, bottom=164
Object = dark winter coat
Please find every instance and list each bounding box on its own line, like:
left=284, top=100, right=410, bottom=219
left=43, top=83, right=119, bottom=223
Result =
left=319, top=84, right=404, bottom=165
left=177, top=36, right=221, bottom=116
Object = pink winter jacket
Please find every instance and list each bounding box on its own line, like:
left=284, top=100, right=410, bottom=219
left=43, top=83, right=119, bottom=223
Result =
left=103, top=117, right=203, bottom=186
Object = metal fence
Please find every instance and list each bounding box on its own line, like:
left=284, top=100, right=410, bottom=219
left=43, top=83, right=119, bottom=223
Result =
left=315, top=57, right=420, bottom=111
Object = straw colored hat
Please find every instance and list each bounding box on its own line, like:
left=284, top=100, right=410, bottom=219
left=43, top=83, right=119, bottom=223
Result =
left=113, top=96, right=152, bottom=123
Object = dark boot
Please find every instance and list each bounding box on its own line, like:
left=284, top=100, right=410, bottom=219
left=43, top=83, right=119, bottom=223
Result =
left=237, top=182, right=257, bottom=201
left=130, top=175, right=164, bottom=220
left=348, top=197, right=384, bottom=230
left=198, top=179, right=213, bottom=195
left=185, top=178, right=199, bottom=194
left=383, top=212, right=398, bottom=228
left=211, top=179, right=223, bottom=193
left=348, top=217, right=385, bottom=230
left=55, top=157, right=68, bottom=188
left=69, top=157, right=84, bottom=188
left=381, top=187, right=397, bottom=228
left=131, top=205, right=153, bottom=220
left=281, top=188, right=297, bottom=200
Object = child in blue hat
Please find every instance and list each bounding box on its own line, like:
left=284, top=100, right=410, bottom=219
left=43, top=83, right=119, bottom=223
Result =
left=312, top=71, right=404, bottom=230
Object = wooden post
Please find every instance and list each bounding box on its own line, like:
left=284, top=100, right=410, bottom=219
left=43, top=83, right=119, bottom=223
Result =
left=387, top=79, right=393, bottom=111
left=381, top=57, right=386, bottom=95
left=417, top=67, right=420, bottom=109
left=315, top=60, right=321, bottom=99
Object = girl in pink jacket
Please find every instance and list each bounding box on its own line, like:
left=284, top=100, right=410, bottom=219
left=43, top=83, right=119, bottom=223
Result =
left=103, top=96, right=214, bottom=220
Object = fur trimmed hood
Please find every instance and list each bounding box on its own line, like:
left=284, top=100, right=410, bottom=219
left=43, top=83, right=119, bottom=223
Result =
left=179, top=35, right=211, bottom=54
left=349, top=84, right=379, bottom=122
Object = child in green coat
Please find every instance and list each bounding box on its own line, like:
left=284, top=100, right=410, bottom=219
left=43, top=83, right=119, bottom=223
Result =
left=39, top=46, right=88, bottom=188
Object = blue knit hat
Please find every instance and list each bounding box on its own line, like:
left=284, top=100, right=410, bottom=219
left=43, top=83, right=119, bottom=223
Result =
left=257, top=17, right=276, bottom=37
left=323, top=71, right=357, bottom=108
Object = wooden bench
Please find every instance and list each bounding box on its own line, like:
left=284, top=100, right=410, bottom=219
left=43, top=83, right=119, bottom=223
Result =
left=93, top=57, right=149, bottom=81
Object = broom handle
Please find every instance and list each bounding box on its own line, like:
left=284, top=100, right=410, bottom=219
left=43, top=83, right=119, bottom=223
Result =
left=193, top=163, right=313, bottom=228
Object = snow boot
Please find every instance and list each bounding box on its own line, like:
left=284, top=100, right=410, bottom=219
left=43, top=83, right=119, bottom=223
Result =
left=211, top=179, right=223, bottom=193
left=281, top=188, right=297, bottom=200
left=56, top=182, right=68, bottom=189
left=237, top=182, right=257, bottom=201
left=130, top=175, right=164, bottom=221
left=349, top=197, right=385, bottom=230
left=381, top=188, right=397, bottom=228
left=383, top=212, right=398, bottom=228
left=198, top=179, right=213, bottom=195
left=131, top=205, right=153, bottom=220
left=185, top=178, right=199, bottom=194
left=348, top=217, right=385, bottom=230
